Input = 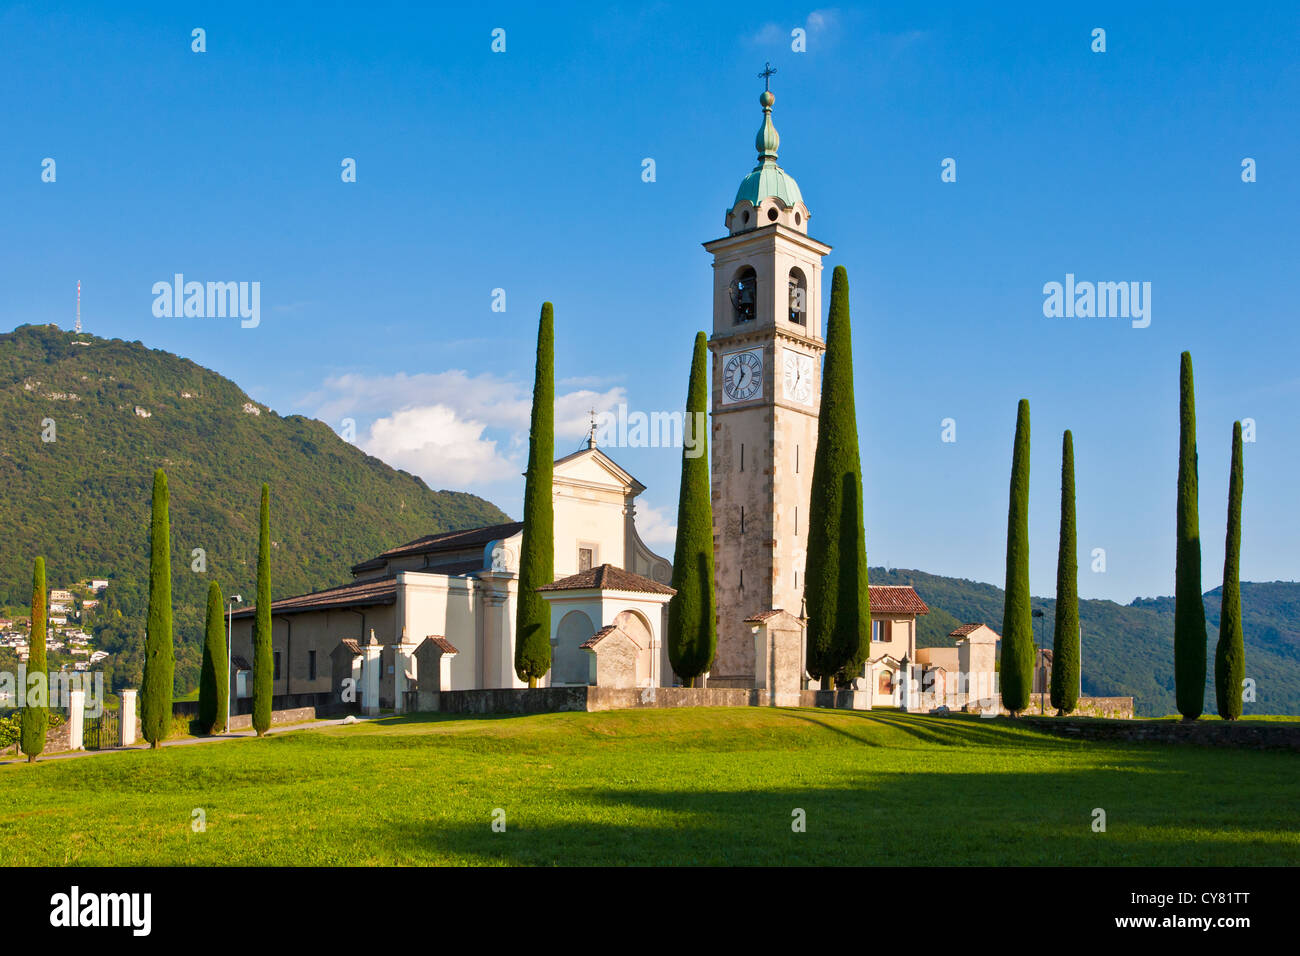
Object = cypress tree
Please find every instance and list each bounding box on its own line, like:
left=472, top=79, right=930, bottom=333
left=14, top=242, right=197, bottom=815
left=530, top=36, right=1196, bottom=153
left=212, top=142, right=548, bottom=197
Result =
left=1050, top=430, right=1080, bottom=715
left=1215, top=421, right=1246, bottom=720
left=199, top=580, right=228, bottom=734
left=1174, top=351, right=1207, bottom=721
left=515, top=302, right=554, bottom=687
left=667, top=331, right=716, bottom=685
left=804, top=265, right=870, bottom=688
left=141, top=469, right=174, bottom=748
left=252, top=483, right=273, bottom=735
left=1000, top=399, right=1033, bottom=716
left=20, top=557, right=48, bottom=762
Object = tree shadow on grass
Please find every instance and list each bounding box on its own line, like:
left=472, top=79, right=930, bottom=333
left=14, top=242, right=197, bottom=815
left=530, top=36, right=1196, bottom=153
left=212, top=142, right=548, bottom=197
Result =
left=778, top=709, right=1070, bottom=751
left=392, top=760, right=1300, bottom=867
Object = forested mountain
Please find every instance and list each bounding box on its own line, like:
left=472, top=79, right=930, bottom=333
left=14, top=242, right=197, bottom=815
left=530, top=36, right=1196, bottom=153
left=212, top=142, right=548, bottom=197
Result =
left=0, top=324, right=509, bottom=693
left=875, top=567, right=1300, bottom=716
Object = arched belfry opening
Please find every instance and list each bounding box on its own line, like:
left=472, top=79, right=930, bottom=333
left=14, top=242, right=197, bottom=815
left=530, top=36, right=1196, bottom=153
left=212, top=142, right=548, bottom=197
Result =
left=788, top=267, right=807, bottom=325
left=730, top=266, right=757, bottom=323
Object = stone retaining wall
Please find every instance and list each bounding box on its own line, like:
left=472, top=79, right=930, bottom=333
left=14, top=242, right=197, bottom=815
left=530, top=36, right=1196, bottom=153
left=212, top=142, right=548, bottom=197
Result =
left=1028, top=716, right=1300, bottom=751
left=227, top=706, right=318, bottom=731
left=1, top=718, right=72, bottom=756
left=965, top=695, right=1135, bottom=719
left=436, top=686, right=871, bottom=714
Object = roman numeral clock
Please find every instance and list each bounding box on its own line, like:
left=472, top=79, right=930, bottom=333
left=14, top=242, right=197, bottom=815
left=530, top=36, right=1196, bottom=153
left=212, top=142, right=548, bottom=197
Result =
left=703, top=82, right=832, bottom=687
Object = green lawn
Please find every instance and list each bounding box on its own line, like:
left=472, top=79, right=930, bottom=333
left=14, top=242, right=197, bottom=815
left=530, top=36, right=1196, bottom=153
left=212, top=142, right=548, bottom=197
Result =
left=0, top=708, right=1295, bottom=866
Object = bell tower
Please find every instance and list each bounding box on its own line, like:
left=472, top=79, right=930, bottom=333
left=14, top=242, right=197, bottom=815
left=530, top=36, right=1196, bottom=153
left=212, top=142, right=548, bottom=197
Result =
left=705, top=79, right=832, bottom=686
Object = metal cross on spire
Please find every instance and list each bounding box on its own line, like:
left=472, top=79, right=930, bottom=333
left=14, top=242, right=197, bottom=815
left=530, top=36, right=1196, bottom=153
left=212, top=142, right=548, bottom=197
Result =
left=759, top=62, right=777, bottom=91
left=587, top=407, right=598, bottom=449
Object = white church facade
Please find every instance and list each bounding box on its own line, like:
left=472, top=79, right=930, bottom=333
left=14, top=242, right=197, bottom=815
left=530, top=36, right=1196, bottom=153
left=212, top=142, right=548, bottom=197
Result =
left=229, top=84, right=994, bottom=713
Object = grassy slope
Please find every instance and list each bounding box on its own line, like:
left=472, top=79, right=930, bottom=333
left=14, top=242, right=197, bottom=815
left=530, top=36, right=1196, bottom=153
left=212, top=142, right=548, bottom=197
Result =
left=1, top=708, right=1294, bottom=866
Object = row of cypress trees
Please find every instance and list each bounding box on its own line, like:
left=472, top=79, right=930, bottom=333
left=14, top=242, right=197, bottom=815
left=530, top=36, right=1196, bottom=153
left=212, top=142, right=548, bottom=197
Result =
left=138, top=470, right=273, bottom=747
left=1001, top=351, right=1246, bottom=720
left=1174, top=353, right=1248, bottom=721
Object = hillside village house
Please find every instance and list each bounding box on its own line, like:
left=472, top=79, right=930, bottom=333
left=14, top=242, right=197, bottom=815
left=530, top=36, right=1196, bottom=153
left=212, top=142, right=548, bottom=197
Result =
left=228, top=86, right=992, bottom=714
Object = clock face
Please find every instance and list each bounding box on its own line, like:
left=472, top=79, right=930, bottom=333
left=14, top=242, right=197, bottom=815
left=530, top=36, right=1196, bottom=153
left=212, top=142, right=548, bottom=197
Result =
left=722, top=348, right=764, bottom=404
left=782, top=349, right=815, bottom=406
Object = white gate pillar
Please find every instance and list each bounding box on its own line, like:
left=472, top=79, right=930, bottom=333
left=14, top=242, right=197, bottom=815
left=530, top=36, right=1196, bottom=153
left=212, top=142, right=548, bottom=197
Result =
left=119, top=689, right=138, bottom=746
left=67, top=688, right=85, bottom=751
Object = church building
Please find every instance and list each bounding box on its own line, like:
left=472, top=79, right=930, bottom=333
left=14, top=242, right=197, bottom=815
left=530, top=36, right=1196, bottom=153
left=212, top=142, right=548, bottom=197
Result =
left=229, top=83, right=948, bottom=710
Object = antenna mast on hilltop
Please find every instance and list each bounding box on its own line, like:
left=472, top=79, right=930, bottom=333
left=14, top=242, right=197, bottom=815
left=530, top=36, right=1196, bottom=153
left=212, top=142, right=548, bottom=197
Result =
left=75, top=280, right=82, bottom=334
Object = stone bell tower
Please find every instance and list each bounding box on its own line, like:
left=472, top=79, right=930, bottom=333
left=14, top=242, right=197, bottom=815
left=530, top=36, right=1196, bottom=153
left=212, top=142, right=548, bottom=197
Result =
left=705, top=79, right=831, bottom=686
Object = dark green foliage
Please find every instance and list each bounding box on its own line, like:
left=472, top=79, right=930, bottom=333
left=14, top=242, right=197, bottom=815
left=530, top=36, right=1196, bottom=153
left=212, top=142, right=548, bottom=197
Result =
left=141, top=469, right=174, bottom=747
left=199, top=580, right=228, bottom=734
left=1051, top=430, right=1080, bottom=715
left=252, top=484, right=273, bottom=735
left=515, top=303, right=554, bottom=686
left=667, top=332, right=716, bottom=685
left=1215, top=422, right=1246, bottom=720
left=804, top=266, right=870, bottom=687
left=878, top=565, right=1297, bottom=718
left=20, top=557, right=48, bottom=761
left=1000, top=399, right=1033, bottom=715
left=1175, top=352, right=1207, bottom=720
left=0, top=324, right=507, bottom=697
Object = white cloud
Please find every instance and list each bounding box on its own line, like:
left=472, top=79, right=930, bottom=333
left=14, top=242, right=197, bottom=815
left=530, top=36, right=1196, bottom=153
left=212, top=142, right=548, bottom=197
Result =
left=307, top=370, right=627, bottom=489
left=305, top=370, right=530, bottom=428
left=633, top=501, right=677, bottom=548
left=748, top=8, right=839, bottom=45
left=362, top=404, right=517, bottom=488
left=555, top=388, right=626, bottom=440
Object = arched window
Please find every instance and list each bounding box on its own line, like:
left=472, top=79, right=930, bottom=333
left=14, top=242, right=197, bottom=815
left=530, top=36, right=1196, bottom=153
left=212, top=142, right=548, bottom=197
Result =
left=879, top=670, right=894, bottom=695
left=788, top=268, right=807, bottom=325
left=730, top=267, right=757, bottom=324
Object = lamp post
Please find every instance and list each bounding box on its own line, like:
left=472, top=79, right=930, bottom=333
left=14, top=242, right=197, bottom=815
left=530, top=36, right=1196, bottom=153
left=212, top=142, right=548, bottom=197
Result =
left=226, top=594, right=242, bottom=733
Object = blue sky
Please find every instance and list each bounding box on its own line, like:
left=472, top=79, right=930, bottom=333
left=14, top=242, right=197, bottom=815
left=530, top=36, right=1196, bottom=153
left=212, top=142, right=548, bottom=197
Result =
left=3, top=1, right=1297, bottom=603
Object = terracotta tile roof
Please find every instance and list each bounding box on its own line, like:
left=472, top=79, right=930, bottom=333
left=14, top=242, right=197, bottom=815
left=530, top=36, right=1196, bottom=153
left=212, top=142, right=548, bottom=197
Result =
left=868, top=585, right=930, bottom=615
left=580, top=624, right=641, bottom=650
left=951, top=624, right=998, bottom=639
left=351, top=521, right=524, bottom=574
left=424, top=635, right=459, bottom=655
left=538, top=563, right=675, bottom=595
left=231, top=655, right=252, bottom=671
left=339, top=639, right=361, bottom=656
left=744, top=609, right=791, bottom=623
left=231, top=575, right=397, bottom=619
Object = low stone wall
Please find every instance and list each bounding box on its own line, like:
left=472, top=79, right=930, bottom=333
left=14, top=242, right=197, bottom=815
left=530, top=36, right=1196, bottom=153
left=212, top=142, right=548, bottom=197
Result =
left=1, top=717, right=73, bottom=756
left=1029, top=717, right=1300, bottom=752
left=964, top=695, right=1134, bottom=719
left=227, top=705, right=318, bottom=731
left=587, top=687, right=759, bottom=710
left=438, top=687, right=592, bottom=715
left=435, top=686, right=871, bottom=714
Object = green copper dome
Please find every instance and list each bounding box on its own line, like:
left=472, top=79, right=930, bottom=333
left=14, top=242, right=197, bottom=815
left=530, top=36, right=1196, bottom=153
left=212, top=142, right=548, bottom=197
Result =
left=733, top=90, right=804, bottom=209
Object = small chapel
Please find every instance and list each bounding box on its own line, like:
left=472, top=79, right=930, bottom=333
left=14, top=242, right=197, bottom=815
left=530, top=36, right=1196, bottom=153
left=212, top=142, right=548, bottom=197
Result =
left=228, top=80, right=983, bottom=712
